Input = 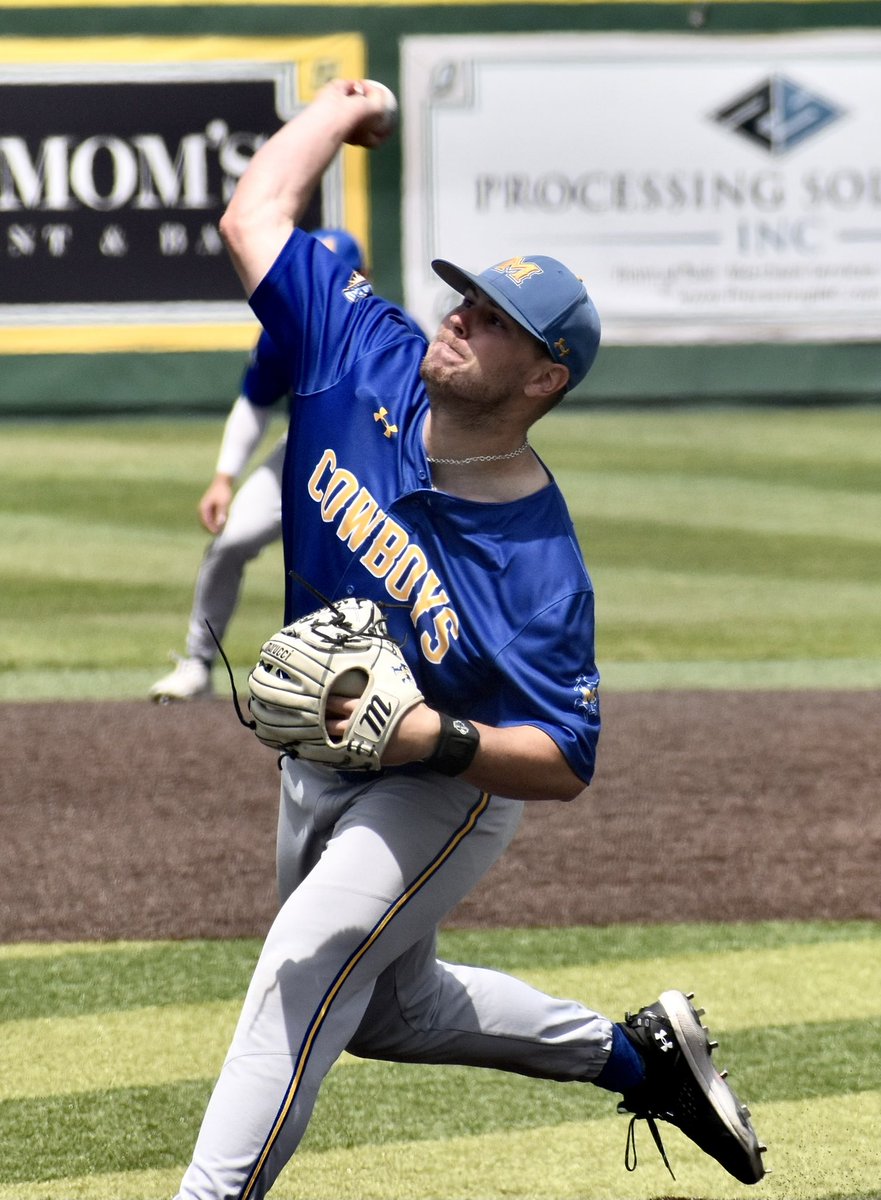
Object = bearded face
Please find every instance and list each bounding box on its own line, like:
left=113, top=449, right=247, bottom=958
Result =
left=419, top=338, right=514, bottom=421
left=419, top=301, right=549, bottom=425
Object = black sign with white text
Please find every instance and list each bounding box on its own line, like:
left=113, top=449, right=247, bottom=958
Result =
left=0, top=75, right=318, bottom=307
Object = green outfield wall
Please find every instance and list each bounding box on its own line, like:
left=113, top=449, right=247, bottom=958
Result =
left=1, top=1, right=880, bottom=413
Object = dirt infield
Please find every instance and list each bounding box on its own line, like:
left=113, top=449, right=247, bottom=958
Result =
left=3, top=690, right=879, bottom=942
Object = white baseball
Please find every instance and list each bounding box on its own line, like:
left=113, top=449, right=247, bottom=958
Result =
left=365, top=80, right=398, bottom=131
left=349, top=80, right=398, bottom=146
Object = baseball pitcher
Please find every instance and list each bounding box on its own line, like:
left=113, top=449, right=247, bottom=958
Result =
left=171, top=79, right=766, bottom=1200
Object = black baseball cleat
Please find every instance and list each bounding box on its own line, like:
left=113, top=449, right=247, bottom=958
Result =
left=617, top=989, right=767, bottom=1184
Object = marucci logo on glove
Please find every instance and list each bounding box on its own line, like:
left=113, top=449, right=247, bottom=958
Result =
left=358, top=694, right=394, bottom=737
left=246, top=597, right=425, bottom=772
left=264, top=641, right=293, bottom=662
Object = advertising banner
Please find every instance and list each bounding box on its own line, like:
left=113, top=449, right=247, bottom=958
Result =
left=402, top=32, right=881, bottom=344
left=0, top=35, right=367, bottom=355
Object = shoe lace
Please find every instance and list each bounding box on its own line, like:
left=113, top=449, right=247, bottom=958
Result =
left=206, top=620, right=255, bottom=732
left=624, top=1113, right=676, bottom=1180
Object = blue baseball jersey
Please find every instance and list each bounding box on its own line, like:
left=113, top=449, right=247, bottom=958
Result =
left=240, top=330, right=290, bottom=409
left=240, top=230, right=366, bottom=408
left=250, top=228, right=601, bottom=783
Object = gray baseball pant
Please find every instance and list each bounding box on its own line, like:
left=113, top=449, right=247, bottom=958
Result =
left=186, top=438, right=285, bottom=663
left=174, top=758, right=613, bottom=1200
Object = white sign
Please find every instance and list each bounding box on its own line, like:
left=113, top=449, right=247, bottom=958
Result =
left=402, top=32, right=881, bottom=344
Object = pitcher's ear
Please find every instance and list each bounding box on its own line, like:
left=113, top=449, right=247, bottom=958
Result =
left=525, top=360, right=570, bottom=400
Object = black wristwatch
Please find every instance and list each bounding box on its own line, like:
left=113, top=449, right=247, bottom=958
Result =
left=423, top=713, right=480, bottom=777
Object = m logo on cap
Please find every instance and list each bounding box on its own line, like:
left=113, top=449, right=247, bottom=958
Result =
left=491, top=257, right=544, bottom=287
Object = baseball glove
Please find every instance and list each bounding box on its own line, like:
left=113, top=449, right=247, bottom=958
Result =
left=247, top=598, right=424, bottom=771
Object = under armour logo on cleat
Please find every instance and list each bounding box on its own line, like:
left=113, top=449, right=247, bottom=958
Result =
left=654, top=1028, right=674, bottom=1053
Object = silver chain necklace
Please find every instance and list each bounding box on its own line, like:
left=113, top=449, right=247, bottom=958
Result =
left=426, top=441, right=530, bottom=466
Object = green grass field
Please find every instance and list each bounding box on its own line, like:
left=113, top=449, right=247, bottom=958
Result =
left=2, top=922, right=880, bottom=1200
left=2, top=406, right=879, bottom=1198
left=1, top=405, right=880, bottom=699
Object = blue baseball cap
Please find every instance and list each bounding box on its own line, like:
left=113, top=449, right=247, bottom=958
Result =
left=431, top=255, right=601, bottom=391
left=313, top=228, right=365, bottom=274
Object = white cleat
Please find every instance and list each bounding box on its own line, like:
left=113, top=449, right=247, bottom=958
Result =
left=149, top=655, right=214, bottom=703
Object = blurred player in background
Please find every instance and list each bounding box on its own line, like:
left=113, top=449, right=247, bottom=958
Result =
left=149, top=229, right=366, bottom=702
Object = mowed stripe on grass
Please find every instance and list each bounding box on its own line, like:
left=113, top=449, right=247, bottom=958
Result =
left=2, top=408, right=881, bottom=695
left=1, top=925, right=879, bottom=1198
left=1, top=1094, right=879, bottom=1200
left=2, top=939, right=879, bottom=1102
